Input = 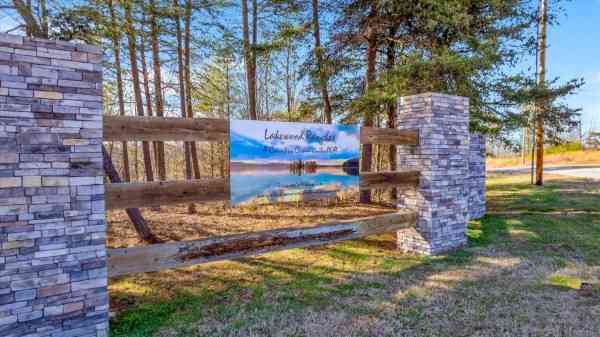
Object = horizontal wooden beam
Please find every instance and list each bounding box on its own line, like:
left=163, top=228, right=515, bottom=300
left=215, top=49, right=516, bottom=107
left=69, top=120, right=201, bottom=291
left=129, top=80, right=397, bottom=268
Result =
left=105, top=178, right=229, bottom=210
left=108, top=211, right=417, bottom=277
left=105, top=171, right=419, bottom=210
left=103, top=116, right=418, bottom=145
left=103, top=115, right=229, bottom=142
left=359, top=171, right=419, bottom=190
left=360, top=127, right=418, bottom=145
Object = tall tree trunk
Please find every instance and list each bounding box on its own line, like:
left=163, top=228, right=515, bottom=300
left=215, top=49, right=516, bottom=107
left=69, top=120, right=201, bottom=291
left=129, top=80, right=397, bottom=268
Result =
left=535, top=0, right=548, bottom=186
left=102, top=146, right=160, bottom=243
left=39, top=0, right=48, bottom=37
left=285, top=46, right=293, bottom=121
left=140, top=20, right=162, bottom=208
left=223, top=59, right=230, bottom=179
left=134, top=141, right=139, bottom=181
left=311, top=0, right=332, bottom=124
left=173, top=0, right=195, bottom=213
left=241, top=0, right=257, bottom=119
left=104, top=0, right=154, bottom=238
left=184, top=0, right=201, bottom=180
left=108, top=0, right=130, bottom=182
left=124, top=0, right=154, bottom=183
left=225, top=59, right=232, bottom=118
left=386, top=26, right=398, bottom=201
left=140, top=29, right=154, bottom=116
left=210, top=143, right=215, bottom=177
left=252, top=0, right=258, bottom=118
left=359, top=13, right=378, bottom=204
left=149, top=0, right=167, bottom=181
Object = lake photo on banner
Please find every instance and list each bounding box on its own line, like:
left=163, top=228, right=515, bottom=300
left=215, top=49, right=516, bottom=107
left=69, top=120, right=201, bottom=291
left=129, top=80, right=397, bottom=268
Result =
left=229, top=120, right=360, bottom=205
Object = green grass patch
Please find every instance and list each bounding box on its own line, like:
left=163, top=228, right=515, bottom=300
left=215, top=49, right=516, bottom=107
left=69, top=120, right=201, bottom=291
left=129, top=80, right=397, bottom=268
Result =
left=110, top=292, right=207, bottom=337
left=110, top=174, right=600, bottom=337
left=545, top=142, right=583, bottom=154
left=548, top=275, right=583, bottom=290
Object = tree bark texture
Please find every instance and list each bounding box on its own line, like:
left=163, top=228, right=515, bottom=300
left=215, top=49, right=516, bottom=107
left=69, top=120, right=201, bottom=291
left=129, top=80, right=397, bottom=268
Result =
left=124, top=0, right=154, bottom=182
left=312, top=0, right=333, bottom=124
left=108, top=0, right=131, bottom=182
left=149, top=0, right=167, bottom=181
left=102, top=145, right=160, bottom=243
left=535, top=0, right=548, bottom=186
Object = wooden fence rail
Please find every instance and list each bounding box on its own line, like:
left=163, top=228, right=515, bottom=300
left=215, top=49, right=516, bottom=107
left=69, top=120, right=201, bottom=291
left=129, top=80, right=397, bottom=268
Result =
left=108, top=211, right=417, bottom=277
left=103, top=115, right=422, bottom=277
left=105, top=170, right=419, bottom=210
left=103, top=115, right=419, bottom=145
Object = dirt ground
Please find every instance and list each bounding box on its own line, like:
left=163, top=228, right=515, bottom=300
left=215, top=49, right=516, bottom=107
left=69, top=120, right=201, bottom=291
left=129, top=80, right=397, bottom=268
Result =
left=107, top=200, right=396, bottom=249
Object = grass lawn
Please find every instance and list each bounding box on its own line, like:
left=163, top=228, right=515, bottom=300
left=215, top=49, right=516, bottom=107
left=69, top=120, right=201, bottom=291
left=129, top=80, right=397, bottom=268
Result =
left=109, top=174, right=600, bottom=337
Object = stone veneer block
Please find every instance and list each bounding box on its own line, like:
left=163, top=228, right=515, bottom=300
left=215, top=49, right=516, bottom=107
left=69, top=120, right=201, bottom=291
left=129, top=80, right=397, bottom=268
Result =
left=396, top=93, right=470, bottom=255
left=468, top=133, right=486, bottom=220
left=0, top=33, right=107, bottom=337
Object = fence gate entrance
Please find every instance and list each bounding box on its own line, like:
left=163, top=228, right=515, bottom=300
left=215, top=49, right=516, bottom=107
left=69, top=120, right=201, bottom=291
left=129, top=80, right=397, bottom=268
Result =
left=103, top=115, right=420, bottom=276
left=0, top=34, right=484, bottom=337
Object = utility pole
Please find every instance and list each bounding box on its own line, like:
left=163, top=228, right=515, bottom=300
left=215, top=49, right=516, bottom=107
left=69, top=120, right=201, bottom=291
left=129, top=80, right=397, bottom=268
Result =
left=535, top=0, right=548, bottom=186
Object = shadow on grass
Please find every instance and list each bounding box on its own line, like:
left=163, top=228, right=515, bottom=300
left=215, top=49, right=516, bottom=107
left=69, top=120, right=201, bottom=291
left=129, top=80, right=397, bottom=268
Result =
left=487, top=176, right=600, bottom=213
left=472, top=213, right=600, bottom=266
left=109, top=176, right=600, bottom=337
left=109, top=237, right=478, bottom=337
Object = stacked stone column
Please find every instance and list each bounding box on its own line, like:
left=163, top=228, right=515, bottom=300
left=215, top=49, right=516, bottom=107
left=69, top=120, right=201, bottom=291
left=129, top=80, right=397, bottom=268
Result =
left=0, top=34, right=107, bottom=336
left=396, top=93, right=470, bottom=255
left=468, top=133, right=486, bottom=220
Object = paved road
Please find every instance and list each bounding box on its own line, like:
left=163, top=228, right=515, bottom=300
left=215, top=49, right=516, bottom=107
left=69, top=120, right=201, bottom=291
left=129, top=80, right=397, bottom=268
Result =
left=548, top=167, right=600, bottom=180
left=489, top=165, right=600, bottom=180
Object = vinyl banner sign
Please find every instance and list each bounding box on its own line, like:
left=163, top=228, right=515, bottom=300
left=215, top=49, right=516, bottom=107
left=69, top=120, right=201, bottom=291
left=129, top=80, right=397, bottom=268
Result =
left=230, top=120, right=360, bottom=205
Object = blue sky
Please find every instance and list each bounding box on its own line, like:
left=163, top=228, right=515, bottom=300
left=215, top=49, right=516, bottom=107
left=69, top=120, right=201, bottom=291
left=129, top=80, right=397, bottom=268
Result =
left=531, top=0, right=600, bottom=134
left=1, top=1, right=596, bottom=134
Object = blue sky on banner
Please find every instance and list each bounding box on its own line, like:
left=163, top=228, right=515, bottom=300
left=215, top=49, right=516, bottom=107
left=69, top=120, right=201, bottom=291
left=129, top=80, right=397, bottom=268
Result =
left=230, top=120, right=360, bottom=164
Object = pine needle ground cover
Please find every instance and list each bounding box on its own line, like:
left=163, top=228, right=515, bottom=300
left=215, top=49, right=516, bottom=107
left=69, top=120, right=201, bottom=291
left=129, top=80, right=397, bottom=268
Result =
left=108, top=174, right=600, bottom=337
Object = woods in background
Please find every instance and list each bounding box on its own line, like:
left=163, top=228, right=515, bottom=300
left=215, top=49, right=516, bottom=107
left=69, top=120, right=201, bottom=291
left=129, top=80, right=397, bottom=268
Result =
left=3, top=0, right=584, bottom=192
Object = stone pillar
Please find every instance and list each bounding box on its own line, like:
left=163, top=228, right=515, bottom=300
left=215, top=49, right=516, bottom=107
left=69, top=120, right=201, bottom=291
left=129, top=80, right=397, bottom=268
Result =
left=0, top=34, right=107, bottom=337
left=396, top=93, right=470, bottom=255
left=468, top=133, right=486, bottom=220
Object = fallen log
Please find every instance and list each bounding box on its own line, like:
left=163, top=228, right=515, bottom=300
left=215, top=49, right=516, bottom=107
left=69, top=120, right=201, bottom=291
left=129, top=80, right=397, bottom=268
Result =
left=108, top=211, right=416, bottom=277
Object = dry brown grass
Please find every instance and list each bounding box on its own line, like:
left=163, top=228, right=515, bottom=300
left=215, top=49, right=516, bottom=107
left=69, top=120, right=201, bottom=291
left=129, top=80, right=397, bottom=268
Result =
left=107, top=201, right=395, bottom=248
left=109, top=175, right=600, bottom=337
left=487, top=149, right=600, bottom=169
